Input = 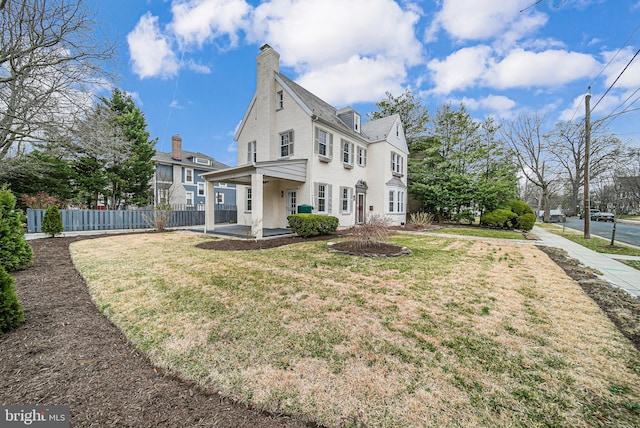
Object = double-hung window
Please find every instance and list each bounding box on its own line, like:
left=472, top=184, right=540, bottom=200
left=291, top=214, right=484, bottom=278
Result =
left=186, top=191, right=194, bottom=207
left=277, top=90, right=284, bottom=110
left=357, top=147, right=366, bottom=167
left=215, top=192, right=224, bottom=205
left=279, top=130, right=294, bottom=158
left=387, top=188, right=405, bottom=214
left=184, top=167, right=194, bottom=184
left=247, top=141, right=256, bottom=163
left=246, top=187, right=252, bottom=212
left=197, top=182, right=205, bottom=196
left=391, top=152, right=403, bottom=176
left=315, top=182, right=332, bottom=213
left=342, top=139, right=354, bottom=168
left=340, top=187, right=352, bottom=214
left=315, top=128, right=333, bottom=160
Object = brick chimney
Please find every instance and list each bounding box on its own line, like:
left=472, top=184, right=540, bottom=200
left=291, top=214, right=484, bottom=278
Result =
left=171, top=135, right=182, bottom=160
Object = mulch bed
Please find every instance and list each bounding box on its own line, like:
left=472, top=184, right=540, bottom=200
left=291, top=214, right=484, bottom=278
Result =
left=0, top=237, right=310, bottom=428
left=2, top=231, right=638, bottom=427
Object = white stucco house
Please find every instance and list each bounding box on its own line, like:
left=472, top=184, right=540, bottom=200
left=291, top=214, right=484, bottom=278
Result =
left=202, top=44, right=408, bottom=238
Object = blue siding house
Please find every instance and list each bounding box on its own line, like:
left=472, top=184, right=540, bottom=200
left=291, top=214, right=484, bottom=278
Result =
left=152, top=135, right=236, bottom=210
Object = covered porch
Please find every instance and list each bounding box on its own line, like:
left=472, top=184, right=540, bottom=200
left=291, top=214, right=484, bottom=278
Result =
left=201, top=159, right=307, bottom=239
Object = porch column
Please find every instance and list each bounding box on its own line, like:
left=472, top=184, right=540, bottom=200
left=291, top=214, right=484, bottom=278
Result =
left=204, top=180, right=216, bottom=233
left=251, top=173, right=264, bottom=239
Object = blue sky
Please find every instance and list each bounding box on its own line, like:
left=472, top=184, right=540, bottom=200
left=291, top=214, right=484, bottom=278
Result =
left=90, top=0, right=640, bottom=167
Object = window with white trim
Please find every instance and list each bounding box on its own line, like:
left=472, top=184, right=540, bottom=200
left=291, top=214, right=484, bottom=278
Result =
left=315, top=128, right=333, bottom=160
left=246, top=187, right=252, bottom=212
left=280, top=130, right=294, bottom=158
left=277, top=90, right=284, bottom=110
left=357, top=147, right=366, bottom=167
left=315, top=182, right=332, bottom=213
left=391, top=152, right=403, bottom=176
left=186, top=191, right=194, bottom=207
left=247, top=141, right=256, bottom=163
left=340, top=187, right=352, bottom=213
left=215, top=192, right=224, bottom=205
left=197, top=182, right=205, bottom=196
left=342, top=139, right=354, bottom=167
left=387, top=188, right=405, bottom=213
left=184, top=167, right=194, bottom=184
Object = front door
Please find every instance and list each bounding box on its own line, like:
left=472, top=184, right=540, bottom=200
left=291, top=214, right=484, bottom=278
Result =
left=286, top=190, right=297, bottom=225
left=356, top=192, right=366, bottom=224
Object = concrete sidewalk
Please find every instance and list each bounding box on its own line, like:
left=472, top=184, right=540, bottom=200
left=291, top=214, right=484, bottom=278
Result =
left=533, top=226, right=640, bottom=297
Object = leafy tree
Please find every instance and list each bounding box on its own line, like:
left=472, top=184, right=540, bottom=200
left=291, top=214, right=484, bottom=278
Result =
left=0, top=265, right=24, bottom=334
left=0, top=185, right=33, bottom=272
left=42, top=205, right=63, bottom=237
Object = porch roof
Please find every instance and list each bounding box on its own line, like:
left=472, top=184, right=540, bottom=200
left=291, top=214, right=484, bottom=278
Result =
left=200, top=158, right=307, bottom=185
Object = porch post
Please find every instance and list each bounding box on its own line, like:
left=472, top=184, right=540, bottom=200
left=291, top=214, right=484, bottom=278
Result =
left=204, top=180, right=216, bottom=233
left=251, top=173, right=264, bottom=239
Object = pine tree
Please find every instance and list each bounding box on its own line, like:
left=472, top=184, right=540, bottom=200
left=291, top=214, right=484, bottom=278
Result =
left=42, top=205, right=64, bottom=237
left=0, top=266, right=24, bottom=334
left=0, top=185, right=33, bottom=272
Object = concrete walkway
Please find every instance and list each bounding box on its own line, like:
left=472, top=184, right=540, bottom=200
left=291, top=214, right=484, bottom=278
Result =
left=533, top=226, right=640, bottom=297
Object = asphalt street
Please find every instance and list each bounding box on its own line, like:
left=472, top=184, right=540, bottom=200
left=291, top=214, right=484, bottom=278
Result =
left=561, top=217, right=640, bottom=247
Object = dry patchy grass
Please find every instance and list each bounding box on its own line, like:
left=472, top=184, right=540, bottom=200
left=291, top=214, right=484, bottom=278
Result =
left=71, top=233, right=640, bottom=427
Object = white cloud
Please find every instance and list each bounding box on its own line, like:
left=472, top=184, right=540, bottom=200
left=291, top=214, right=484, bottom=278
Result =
left=248, top=0, right=422, bottom=69
left=485, top=49, right=601, bottom=89
left=169, top=0, right=250, bottom=48
left=185, top=59, right=211, bottom=74
left=127, top=13, right=179, bottom=79
left=429, top=0, right=546, bottom=43
left=427, top=46, right=492, bottom=94
left=461, top=94, right=517, bottom=113
left=601, top=47, right=640, bottom=89
left=296, top=56, right=406, bottom=106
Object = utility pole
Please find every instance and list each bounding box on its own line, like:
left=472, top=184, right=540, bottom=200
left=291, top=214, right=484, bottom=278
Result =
left=583, top=91, right=591, bottom=239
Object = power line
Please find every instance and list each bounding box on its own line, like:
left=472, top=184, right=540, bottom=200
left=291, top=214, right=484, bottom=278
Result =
left=590, top=47, right=640, bottom=114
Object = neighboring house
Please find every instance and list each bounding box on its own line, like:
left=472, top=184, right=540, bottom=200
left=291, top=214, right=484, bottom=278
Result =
left=202, top=44, right=408, bottom=238
left=153, top=135, right=236, bottom=210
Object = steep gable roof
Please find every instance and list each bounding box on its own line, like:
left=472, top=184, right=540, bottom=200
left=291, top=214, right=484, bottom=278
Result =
left=276, top=73, right=402, bottom=146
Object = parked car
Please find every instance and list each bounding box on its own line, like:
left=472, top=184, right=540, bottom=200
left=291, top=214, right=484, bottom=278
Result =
left=580, top=209, right=599, bottom=219
left=591, top=212, right=615, bottom=222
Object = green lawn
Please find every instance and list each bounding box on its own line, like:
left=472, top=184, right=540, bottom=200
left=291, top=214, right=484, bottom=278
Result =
left=544, top=226, right=640, bottom=258
left=71, top=233, right=640, bottom=428
left=431, top=227, right=525, bottom=240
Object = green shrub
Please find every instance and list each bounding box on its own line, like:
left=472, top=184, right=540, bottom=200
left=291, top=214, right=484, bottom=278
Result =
left=517, top=213, right=536, bottom=231
left=480, top=209, right=518, bottom=229
left=287, top=214, right=339, bottom=238
left=506, top=199, right=534, bottom=216
left=0, top=266, right=24, bottom=333
left=42, top=205, right=64, bottom=237
left=0, top=185, right=33, bottom=272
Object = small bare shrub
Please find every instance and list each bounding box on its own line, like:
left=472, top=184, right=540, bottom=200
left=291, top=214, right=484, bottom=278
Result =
left=350, top=214, right=392, bottom=249
left=143, top=204, right=173, bottom=231
left=408, top=212, right=433, bottom=229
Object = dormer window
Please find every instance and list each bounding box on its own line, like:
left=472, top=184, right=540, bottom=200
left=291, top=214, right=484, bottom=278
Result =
left=193, top=157, right=211, bottom=166
left=277, top=90, right=284, bottom=110
left=354, top=113, right=361, bottom=133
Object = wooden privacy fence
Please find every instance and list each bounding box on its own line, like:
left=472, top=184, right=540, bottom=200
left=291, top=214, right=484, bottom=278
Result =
left=26, top=207, right=237, bottom=233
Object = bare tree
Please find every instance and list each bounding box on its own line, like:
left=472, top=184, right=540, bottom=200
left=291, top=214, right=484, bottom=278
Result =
left=0, top=0, right=115, bottom=159
left=545, top=120, right=624, bottom=216
left=501, top=113, right=560, bottom=222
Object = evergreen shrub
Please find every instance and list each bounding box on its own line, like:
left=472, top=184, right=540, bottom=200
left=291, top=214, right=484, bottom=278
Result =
left=517, top=213, right=536, bottom=231
left=480, top=209, right=518, bottom=229
left=0, top=185, right=33, bottom=272
left=42, top=205, right=64, bottom=237
left=287, top=214, right=339, bottom=237
left=0, top=266, right=24, bottom=333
